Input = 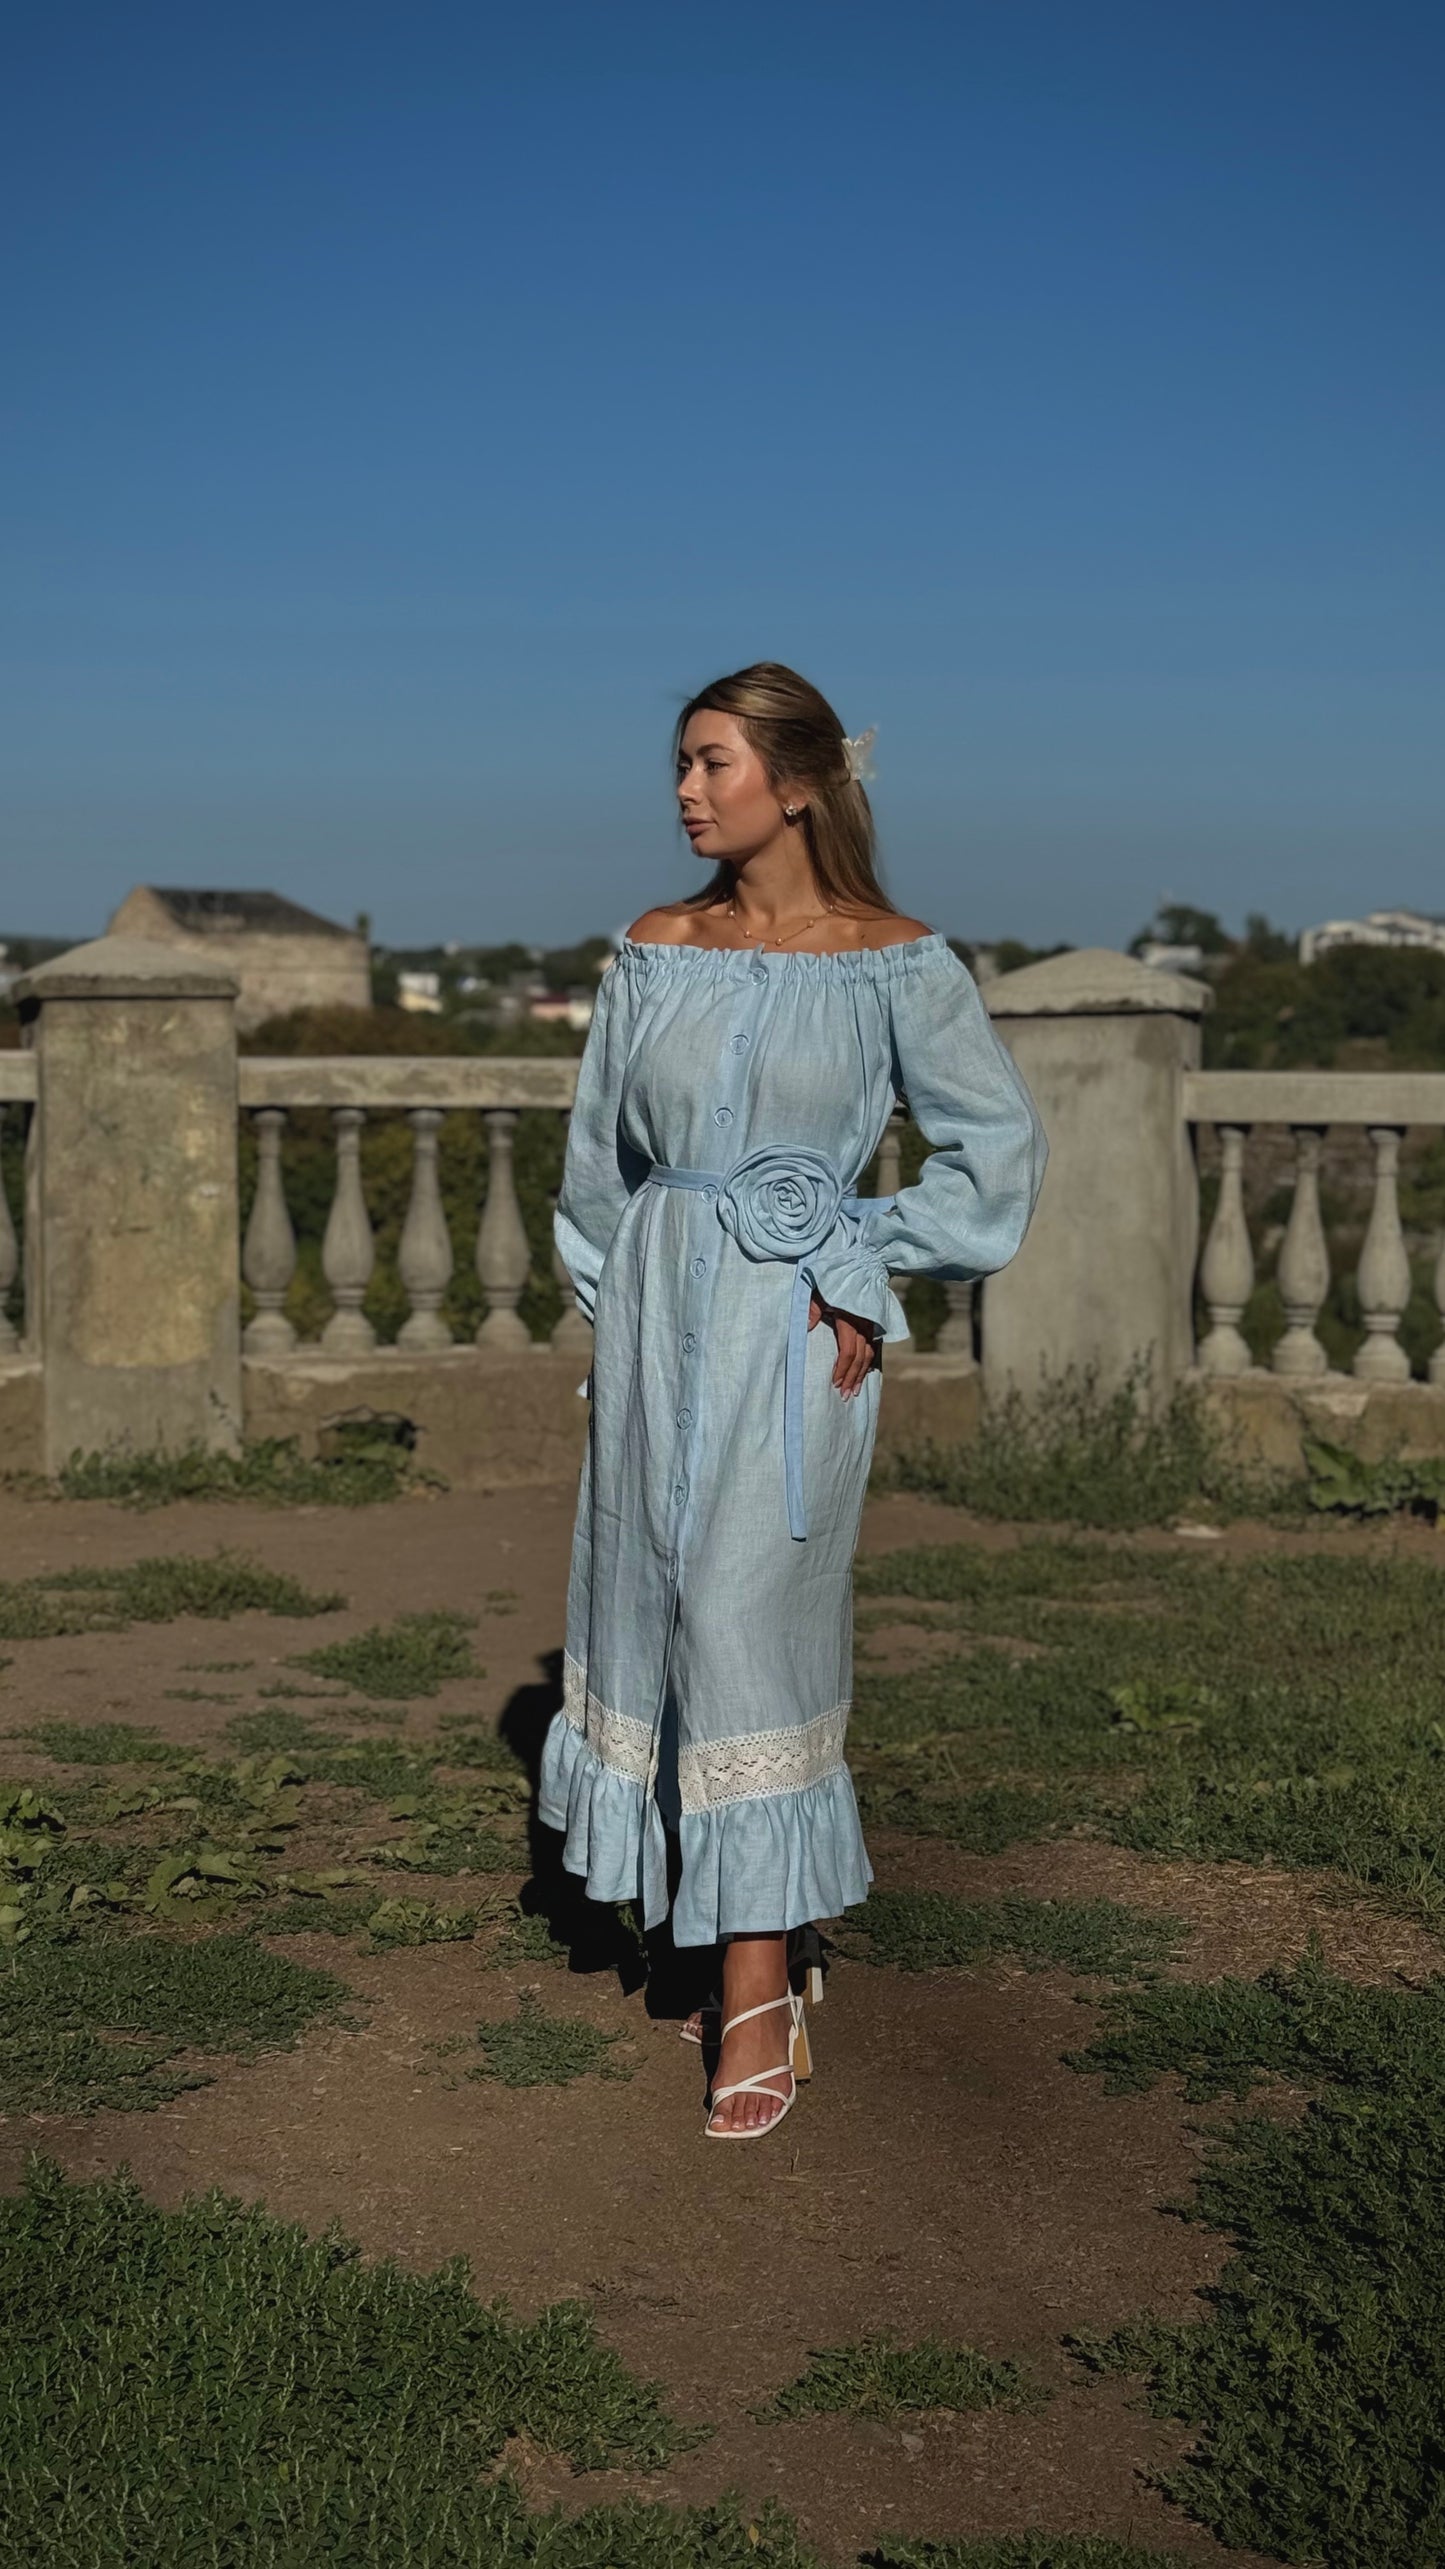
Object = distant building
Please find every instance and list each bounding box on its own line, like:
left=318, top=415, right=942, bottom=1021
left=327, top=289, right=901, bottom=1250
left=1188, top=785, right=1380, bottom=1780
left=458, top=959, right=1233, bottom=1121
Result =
left=107, top=887, right=371, bottom=1032
left=1137, top=940, right=1206, bottom=975
left=1299, top=908, right=1445, bottom=967
left=528, top=990, right=595, bottom=1029
left=396, top=970, right=444, bottom=1015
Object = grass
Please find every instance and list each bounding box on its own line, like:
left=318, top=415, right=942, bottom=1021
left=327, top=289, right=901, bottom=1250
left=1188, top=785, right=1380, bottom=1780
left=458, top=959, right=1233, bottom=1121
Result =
left=873, top=1366, right=1295, bottom=1530
left=287, top=1607, right=479, bottom=1698
left=224, top=1706, right=334, bottom=1752
left=52, top=1429, right=441, bottom=1509
left=841, top=1890, right=1183, bottom=1980
left=0, top=1932, right=349, bottom=2114
left=0, top=2158, right=738, bottom=2567
left=1068, top=1951, right=1445, bottom=2566
left=10, top=1719, right=189, bottom=1765
left=853, top=1536, right=1445, bottom=1919
left=464, top=1991, right=631, bottom=2087
left=0, top=1552, right=343, bottom=1641
left=762, top=2335, right=1042, bottom=2424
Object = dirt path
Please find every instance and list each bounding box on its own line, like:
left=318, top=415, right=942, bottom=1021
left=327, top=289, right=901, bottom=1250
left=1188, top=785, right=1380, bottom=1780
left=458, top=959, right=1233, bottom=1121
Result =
left=0, top=1478, right=1373, bottom=2564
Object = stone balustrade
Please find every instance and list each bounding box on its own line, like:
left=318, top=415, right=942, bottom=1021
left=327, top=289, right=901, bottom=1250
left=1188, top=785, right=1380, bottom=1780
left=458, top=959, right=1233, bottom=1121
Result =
left=4, top=930, right=1445, bottom=1483
left=1186, top=1071, right=1445, bottom=1387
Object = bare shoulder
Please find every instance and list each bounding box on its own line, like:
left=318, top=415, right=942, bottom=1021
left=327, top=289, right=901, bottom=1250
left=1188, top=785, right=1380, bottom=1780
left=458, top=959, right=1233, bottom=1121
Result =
left=625, top=902, right=700, bottom=945
left=837, top=910, right=936, bottom=951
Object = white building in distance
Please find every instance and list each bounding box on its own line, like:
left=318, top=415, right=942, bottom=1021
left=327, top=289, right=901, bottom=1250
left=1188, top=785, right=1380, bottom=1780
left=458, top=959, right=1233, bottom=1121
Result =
left=1299, top=908, right=1445, bottom=967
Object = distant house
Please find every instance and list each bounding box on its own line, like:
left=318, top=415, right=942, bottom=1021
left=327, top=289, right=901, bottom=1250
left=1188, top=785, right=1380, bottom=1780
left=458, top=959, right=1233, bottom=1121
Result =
left=1137, top=940, right=1206, bottom=974
left=528, top=990, right=595, bottom=1030
left=107, top=887, right=371, bottom=1032
left=1299, top=908, right=1445, bottom=967
left=396, top=970, right=444, bottom=1015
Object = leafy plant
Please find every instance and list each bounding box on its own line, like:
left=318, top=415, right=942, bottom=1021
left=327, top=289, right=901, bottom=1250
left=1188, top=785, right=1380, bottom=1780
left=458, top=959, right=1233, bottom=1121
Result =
left=841, top=1890, right=1182, bottom=1980
left=54, top=1428, right=442, bottom=1509
left=288, top=1608, right=479, bottom=1698
left=761, top=2334, right=1042, bottom=2423
left=1304, top=1434, right=1445, bottom=1522
left=0, top=1553, right=344, bottom=1640
left=464, top=1991, right=630, bottom=2087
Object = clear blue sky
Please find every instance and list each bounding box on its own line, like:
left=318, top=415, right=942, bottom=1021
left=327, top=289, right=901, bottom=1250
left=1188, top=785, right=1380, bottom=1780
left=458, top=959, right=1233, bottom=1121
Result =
left=3, top=1, right=1440, bottom=952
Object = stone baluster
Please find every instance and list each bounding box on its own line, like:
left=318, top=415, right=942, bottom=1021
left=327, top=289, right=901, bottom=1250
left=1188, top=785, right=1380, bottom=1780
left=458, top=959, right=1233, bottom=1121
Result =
left=397, top=1108, right=455, bottom=1350
left=935, top=1278, right=976, bottom=1362
left=321, top=1107, right=376, bottom=1352
left=1431, top=1219, right=1445, bottom=1389
left=875, top=1110, right=914, bottom=1348
left=241, top=1108, right=297, bottom=1353
left=1197, top=1125, right=1254, bottom=1375
left=0, top=1106, right=18, bottom=1352
left=1353, top=1126, right=1411, bottom=1382
left=1270, top=1126, right=1330, bottom=1377
left=549, top=1119, right=594, bottom=1354
left=475, top=1108, right=534, bottom=1349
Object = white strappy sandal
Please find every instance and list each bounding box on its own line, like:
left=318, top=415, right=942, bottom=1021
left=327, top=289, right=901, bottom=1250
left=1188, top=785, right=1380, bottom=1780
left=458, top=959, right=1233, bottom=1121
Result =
left=704, top=1990, right=813, bottom=2140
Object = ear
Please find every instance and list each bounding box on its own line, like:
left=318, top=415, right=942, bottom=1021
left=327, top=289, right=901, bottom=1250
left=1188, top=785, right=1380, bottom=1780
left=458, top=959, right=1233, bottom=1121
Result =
left=776, top=779, right=810, bottom=820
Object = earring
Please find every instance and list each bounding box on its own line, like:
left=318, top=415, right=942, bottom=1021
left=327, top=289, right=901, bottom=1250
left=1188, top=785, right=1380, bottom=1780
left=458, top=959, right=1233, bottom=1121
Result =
left=783, top=803, right=801, bottom=821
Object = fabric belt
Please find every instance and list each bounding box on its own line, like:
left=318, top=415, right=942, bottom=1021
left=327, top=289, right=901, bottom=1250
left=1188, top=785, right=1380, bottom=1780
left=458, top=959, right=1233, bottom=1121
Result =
left=646, top=1153, right=873, bottom=1542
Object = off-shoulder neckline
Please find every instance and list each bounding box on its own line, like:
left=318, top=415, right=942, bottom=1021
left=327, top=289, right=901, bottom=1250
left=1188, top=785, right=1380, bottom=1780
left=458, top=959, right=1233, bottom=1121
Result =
left=617, top=930, right=953, bottom=980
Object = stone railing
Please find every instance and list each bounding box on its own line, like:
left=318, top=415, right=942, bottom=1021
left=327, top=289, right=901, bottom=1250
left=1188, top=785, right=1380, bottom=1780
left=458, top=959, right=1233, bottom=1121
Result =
left=0, top=933, right=971, bottom=1483
left=1187, top=1072, right=1445, bottom=1386
left=4, top=931, right=1444, bottom=1481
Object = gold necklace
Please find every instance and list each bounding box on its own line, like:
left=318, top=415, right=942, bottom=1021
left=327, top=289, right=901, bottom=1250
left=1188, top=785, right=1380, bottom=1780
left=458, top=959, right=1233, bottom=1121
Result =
left=725, top=898, right=834, bottom=951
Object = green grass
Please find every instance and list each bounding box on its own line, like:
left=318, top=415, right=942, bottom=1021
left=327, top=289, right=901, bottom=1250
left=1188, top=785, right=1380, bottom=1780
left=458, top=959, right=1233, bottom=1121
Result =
left=873, top=1366, right=1295, bottom=1530
left=0, top=2159, right=742, bottom=2567
left=492, top=1907, right=571, bottom=1966
left=0, top=1553, right=344, bottom=1640
left=842, top=1890, right=1182, bottom=1980
left=853, top=1537, right=1445, bottom=1918
left=224, top=1706, right=334, bottom=1752
left=287, top=1607, right=479, bottom=1698
left=762, top=2335, right=1042, bottom=2424
left=0, top=1932, right=349, bottom=2114
left=53, top=1430, right=440, bottom=1509
left=10, top=1719, right=189, bottom=1765
left=465, top=1991, right=630, bottom=2087
left=1068, top=1952, right=1445, bottom=2565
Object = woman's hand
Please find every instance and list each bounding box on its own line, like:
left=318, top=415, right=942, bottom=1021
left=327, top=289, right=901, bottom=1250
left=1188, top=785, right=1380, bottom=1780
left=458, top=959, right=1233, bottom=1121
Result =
left=808, top=1292, right=879, bottom=1397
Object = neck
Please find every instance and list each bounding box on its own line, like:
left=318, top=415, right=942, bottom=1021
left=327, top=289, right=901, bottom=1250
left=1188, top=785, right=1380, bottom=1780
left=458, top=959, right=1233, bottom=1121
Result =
left=724, top=846, right=825, bottom=932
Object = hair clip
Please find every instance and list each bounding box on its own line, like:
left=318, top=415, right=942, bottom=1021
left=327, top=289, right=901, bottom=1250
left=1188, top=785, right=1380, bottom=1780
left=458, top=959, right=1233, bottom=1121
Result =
left=841, top=727, right=877, bottom=785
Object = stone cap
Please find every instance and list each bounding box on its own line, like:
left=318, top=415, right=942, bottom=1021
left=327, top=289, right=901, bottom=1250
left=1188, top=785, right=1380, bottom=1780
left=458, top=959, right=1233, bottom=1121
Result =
left=984, top=945, right=1212, bottom=1018
left=15, top=933, right=241, bottom=1003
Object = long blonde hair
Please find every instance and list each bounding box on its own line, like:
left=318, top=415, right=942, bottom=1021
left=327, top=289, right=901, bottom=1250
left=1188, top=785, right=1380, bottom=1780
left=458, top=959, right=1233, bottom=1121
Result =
left=674, top=661, right=897, bottom=918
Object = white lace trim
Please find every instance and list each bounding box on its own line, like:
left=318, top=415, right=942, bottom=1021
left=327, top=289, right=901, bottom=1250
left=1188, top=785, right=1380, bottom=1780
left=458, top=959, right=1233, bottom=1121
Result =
left=561, top=1651, right=653, bottom=1789
left=678, top=1702, right=851, bottom=1814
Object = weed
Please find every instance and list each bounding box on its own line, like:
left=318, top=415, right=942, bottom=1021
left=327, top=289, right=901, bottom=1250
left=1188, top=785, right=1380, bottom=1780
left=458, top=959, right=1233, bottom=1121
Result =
left=842, top=1890, right=1182, bottom=1979
left=10, top=1720, right=189, bottom=1766
left=288, top=1608, right=479, bottom=1698
left=492, top=1908, right=570, bottom=1967
left=853, top=1539, right=1445, bottom=1918
left=466, top=1991, right=630, bottom=2087
left=54, top=1431, right=441, bottom=1509
left=761, top=2335, right=1042, bottom=2424
left=0, top=1933, right=347, bottom=2114
left=0, top=1554, right=343, bottom=1641
left=874, top=1365, right=1295, bottom=1529
left=163, top=1686, right=241, bottom=1703
left=364, top=1894, right=500, bottom=1947
left=0, top=2159, right=724, bottom=2564
left=224, top=1707, right=333, bottom=1752
left=1305, top=1435, right=1445, bottom=1522
left=1069, top=1953, right=1445, bottom=2565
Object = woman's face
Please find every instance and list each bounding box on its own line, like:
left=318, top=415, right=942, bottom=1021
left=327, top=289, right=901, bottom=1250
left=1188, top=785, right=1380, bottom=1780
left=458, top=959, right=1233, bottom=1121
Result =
left=675, top=710, right=800, bottom=861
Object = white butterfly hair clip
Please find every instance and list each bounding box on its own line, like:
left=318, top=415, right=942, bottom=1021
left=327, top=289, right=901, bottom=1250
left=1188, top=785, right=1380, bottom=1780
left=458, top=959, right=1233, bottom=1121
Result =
left=841, top=726, right=877, bottom=785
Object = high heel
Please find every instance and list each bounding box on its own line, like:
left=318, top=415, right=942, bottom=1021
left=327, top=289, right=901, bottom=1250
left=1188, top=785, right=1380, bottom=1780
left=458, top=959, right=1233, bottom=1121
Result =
left=704, top=1991, right=811, bottom=2140
left=678, top=1996, right=720, bottom=2047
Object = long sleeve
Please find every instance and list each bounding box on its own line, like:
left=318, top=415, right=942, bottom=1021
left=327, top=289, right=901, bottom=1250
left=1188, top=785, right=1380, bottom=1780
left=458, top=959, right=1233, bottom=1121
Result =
left=807, top=946, right=1048, bottom=1339
left=553, top=948, right=649, bottom=1322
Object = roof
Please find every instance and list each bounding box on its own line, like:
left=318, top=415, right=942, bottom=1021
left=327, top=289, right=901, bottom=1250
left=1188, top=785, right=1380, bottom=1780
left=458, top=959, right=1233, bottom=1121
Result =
left=141, top=888, right=357, bottom=940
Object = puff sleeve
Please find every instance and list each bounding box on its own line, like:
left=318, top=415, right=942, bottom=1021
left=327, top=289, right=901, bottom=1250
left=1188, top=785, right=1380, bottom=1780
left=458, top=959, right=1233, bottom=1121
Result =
left=552, top=948, right=649, bottom=1323
left=806, top=944, right=1048, bottom=1339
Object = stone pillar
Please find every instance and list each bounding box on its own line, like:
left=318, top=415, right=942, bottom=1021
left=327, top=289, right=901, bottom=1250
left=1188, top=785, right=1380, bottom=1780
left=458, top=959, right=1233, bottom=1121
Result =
left=981, top=947, right=1209, bottom=1408
left=16, top=934, right=243, bottom=1471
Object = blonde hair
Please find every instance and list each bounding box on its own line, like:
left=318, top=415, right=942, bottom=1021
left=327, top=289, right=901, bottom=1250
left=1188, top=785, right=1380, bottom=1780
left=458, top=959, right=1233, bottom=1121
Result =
left=674, top=661, right=897, bottom=918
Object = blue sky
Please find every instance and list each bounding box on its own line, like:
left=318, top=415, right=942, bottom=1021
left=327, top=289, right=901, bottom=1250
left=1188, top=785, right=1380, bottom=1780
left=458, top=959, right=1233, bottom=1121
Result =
left=3, top=1, right=1440, bottom=951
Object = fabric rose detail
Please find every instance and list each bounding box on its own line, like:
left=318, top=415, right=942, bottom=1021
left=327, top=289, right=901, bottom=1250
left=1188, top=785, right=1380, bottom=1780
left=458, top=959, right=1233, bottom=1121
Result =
left=717, top=1147, right=846, bottom=1265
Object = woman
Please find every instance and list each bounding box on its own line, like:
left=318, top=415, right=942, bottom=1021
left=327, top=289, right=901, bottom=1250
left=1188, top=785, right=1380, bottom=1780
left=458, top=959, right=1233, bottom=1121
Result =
left=539, top=662, right=1046, bottom=2139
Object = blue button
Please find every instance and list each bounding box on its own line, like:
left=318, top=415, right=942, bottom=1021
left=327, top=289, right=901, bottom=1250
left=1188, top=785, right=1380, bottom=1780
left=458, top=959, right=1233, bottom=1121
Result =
left=702, top=1184, right=717, bottom=1201
left=729, top=1032, right=749, bottom=1053
left=673, top=1480, right=687, bottom=1504
left=690, top=1256, right=707, bottom=1278
left=713, top=1105, right=733, bottom=1127
left=681, top=1332, right=697, bottom=1352
left=749, top=967, right=767, bottom=985
left=677, top=1407, right=693, bottom=1428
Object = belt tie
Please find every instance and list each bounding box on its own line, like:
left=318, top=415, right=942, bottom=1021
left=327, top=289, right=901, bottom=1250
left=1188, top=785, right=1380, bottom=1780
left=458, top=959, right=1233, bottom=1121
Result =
left=646, top=1147, right=872, bottom=1541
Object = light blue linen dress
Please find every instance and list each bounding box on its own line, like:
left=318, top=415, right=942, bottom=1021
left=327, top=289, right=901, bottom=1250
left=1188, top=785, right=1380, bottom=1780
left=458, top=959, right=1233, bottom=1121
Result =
left=538, top=931, right=1047, bottom=1947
